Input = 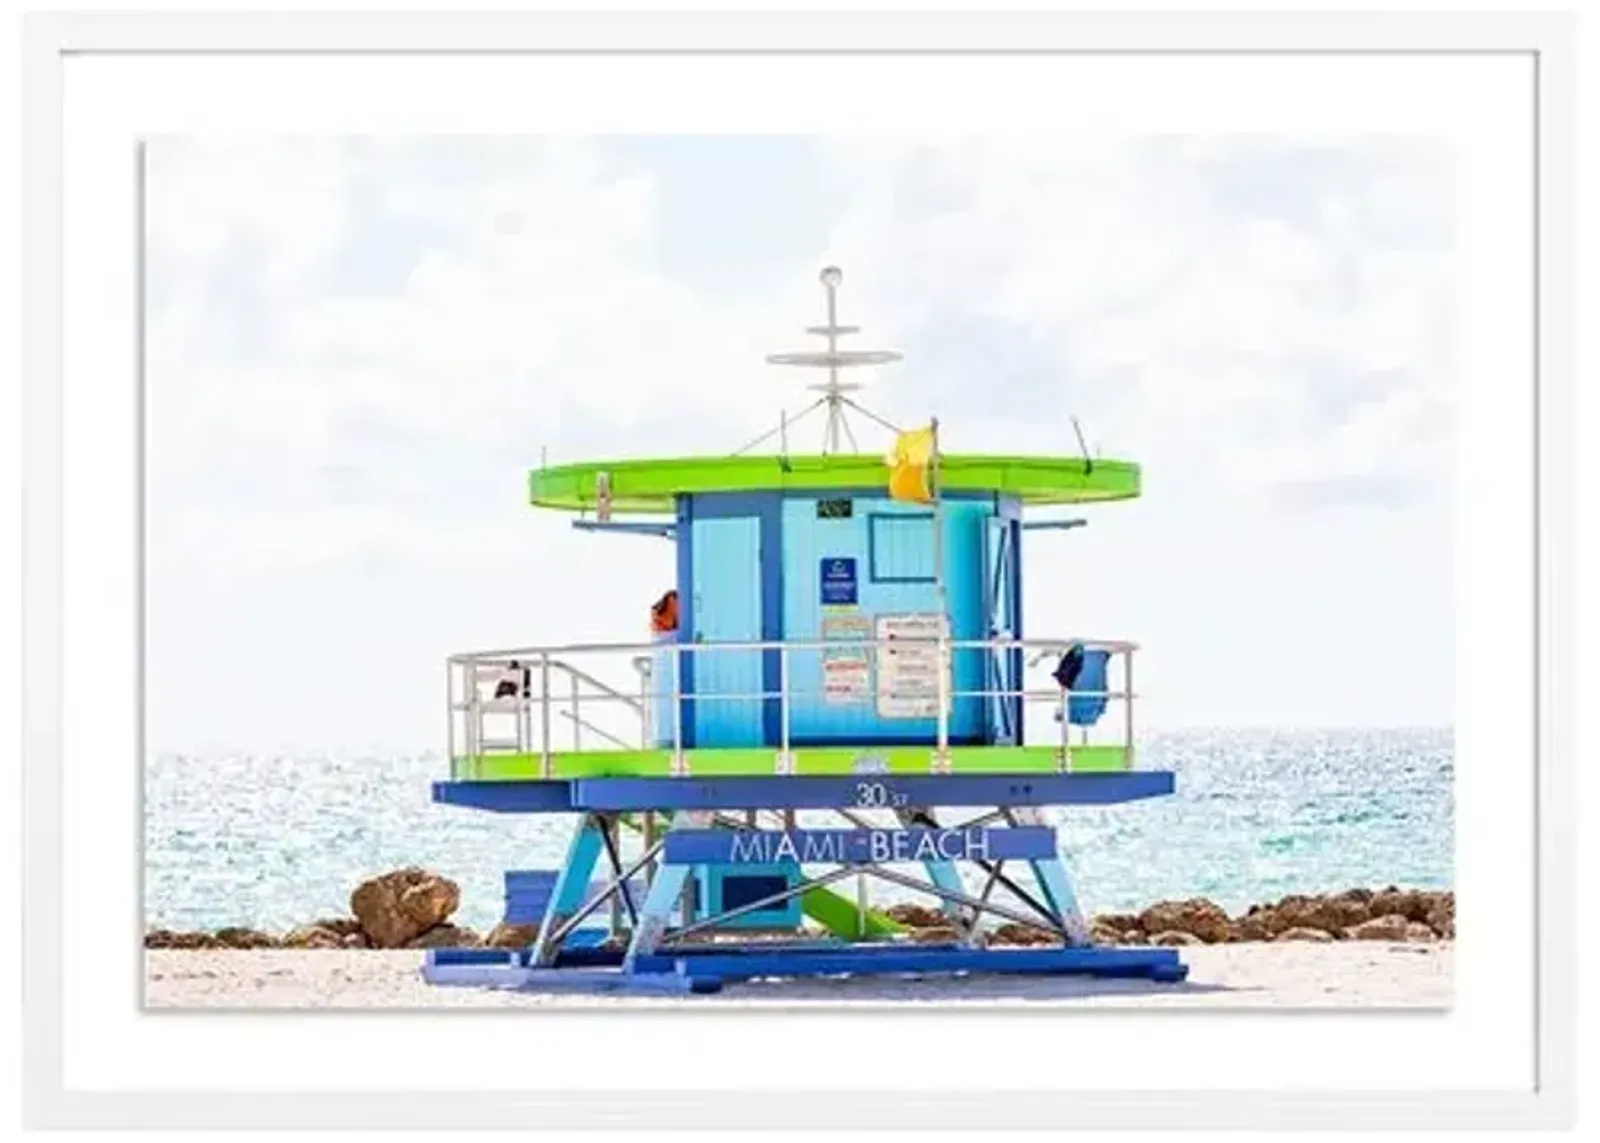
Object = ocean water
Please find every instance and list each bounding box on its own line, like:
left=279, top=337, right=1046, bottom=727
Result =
left=143, top=728, right=1453, bottom=935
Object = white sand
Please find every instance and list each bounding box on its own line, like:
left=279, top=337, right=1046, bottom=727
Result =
left=144, top=943, right=1452, bottom=1009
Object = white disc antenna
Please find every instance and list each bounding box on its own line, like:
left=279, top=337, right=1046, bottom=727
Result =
left=765, top=266, right=903, bottom=454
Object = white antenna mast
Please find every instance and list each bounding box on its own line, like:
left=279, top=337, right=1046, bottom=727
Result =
left=764, top=266, right=903, bottom=454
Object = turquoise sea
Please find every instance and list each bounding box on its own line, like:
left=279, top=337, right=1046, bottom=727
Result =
left=143, top=728, right=1453, bottom=935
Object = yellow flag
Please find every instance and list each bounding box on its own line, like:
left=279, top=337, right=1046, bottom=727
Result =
left=886, top=423, right=937, bottom=503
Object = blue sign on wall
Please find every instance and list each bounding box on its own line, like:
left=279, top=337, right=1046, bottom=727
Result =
left=662, top=826, right=1057, bottom=866
left=819, top=557, right=859, bottom=606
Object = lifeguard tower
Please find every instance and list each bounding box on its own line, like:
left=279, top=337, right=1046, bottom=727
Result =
left=425, top=267, right=1186, bottom=993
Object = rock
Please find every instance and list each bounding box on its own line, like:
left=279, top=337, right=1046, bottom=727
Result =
left=212, top=927, right=278, bottom=949
left=310, top=917, right=365, bottom=938
left=991, top=923, right=1056, bottom=947
left=1424, top=894, right=1455, bottom=939
left=1089, top=924, right=1123, bottom=947
left=405, top=923, right=481, bottom=949
left=350, top=867, right=461, bottom=949
left=144, top=929, right=221, bottom=950
left=908, top=926, right=962, bottom=944
left=1150, top=930, right=1202, bottom=947
left=1119, top=928, right=1149, bottom=946
left=1275, top=926, right=1334, bottom=943
left=1336, top=887, right=1375, bottom=904
left=1269, top=895, right=1370, bottom=936
left=884, top=903, right=947, bottom=930
left=1344, top=913, right=1411, bottom=941
left=1405, top=922, right=1438, bottom=943
left=484, top=922, right=538, bottom=949
left=1367, top=888, right=1433, bottom=924
left=281, top=924, right=345, bottom=949
left=341, top=932, right=371, bottom=949
left=1090, top=912, right=1141, bottom=934
left=1229, top=915, right=1274, bottom=943
left=1138, top=898, right=1231, bottom=943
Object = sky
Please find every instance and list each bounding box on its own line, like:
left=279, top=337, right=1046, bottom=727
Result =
left=143, top=134, right=1457, bottom=754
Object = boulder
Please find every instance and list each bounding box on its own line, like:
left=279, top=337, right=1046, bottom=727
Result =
left=1089, top=924, right=1124, bottom=947
left=350, top=867, right=461, bottom=949
left=484, top=922, right=538, bottom=949
left=1274, top=927, right=1334, bottom=943
left=1268, top=895, right=1370, bottom=936
left=990, top=923, right=1056, bottom=947
left=1090, top=912, right=1141, bottom=934
left=1405, top=922, right=1438, bottom=943
left=908, top=926, right=962, bottom=944
left=310, top=917, right=366, bottom=938
left=1367, top=888, right=1433, bottom=924
left=1424, top=894, right=1455, bottom=939
left=1118, top=928, right=1149, bottom=946
left=144, top=929, right=221, bottom=950
left=1229, top=914, right=1274, bottom=943
left=1137, top=898, right=1231, bottom=944
left=404, top=923, right=481, bottom=950
left=883, top=903, right=948, bottom=930
left=340, top=932, right=371, bottom=949
left=1150, top=930, right=1202, bottom=947
left=1344, top=913, right=1411, bottom=942
left=212, top=927, right=278, bottom=949
left=281, top=924, right=345, bottom=949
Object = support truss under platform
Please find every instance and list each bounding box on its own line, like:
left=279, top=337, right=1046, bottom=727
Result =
left=421, top=771, right=1189, bottom=996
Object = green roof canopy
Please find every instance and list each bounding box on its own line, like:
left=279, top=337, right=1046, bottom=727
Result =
left=528, top=453, right=1139, bottom=515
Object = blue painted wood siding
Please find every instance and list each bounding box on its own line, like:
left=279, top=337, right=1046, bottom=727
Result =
left=688, top=513, right=766, bottom=746
left=781, top=495, right=989, bottom=743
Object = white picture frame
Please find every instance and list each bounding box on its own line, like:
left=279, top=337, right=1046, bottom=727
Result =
left=17, top=5, right=1576, bottom=1131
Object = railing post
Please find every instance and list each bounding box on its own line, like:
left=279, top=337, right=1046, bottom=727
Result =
left=1058, top=677, right=1070, bottom=773
left=671, top=642, right=685, bottom=777
left=934, top=625, right=951, bottom=774
left=778, top=644, right=792, bottom=775
left=1124, top=646, right=1135, bottom=770
left=445, top=659, right=455, bottom=780
left=539, top=653, right=553, bottom=778
left=465, top=657, right=480, bottom=773
left=570, top=673, right=582, bottom=752
left=638, top=660, right=650, bottom=748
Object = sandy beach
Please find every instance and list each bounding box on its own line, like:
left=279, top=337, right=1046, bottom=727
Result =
left=144, top=942, right=1451, bottom=1009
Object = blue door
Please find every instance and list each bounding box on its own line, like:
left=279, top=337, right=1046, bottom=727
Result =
left=983, top=516, right=1023, bottom=744
left=690, top=515, right=766, bottom=747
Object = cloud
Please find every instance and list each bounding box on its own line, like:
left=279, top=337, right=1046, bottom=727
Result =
left=141, top=134, right=1457, bottom=749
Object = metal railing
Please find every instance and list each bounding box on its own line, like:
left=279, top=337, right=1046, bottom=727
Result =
left=447, top=635, right=1137, bottom=778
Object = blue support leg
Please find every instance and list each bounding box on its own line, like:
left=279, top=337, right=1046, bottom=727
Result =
left=894, top=807, right=977, bottom=941
left=531, top=813, right=607, bottom=966
left=623, top=810, right=712, bottom=972
left=1009, top=805, right=1092, bottom=945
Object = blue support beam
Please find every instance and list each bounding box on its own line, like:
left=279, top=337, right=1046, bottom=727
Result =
left=571, top=772, right=1175, bottom=811
left=431, top=780, right=574, bottom=813
left=423, top=943, right=1187, bottom=990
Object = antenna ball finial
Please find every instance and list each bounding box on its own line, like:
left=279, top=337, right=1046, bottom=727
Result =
left=820, top=265, right=843, bottom=289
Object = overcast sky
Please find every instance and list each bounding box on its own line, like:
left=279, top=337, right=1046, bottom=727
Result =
left=143, top=135, right=1456, bottom=754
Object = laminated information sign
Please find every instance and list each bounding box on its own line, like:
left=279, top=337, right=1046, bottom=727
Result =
left=875, top=612, right=951, bottom=719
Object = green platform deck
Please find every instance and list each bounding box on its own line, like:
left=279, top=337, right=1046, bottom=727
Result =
left=528, top=453, right=1139, bottom=514
left=450, top=743, right=1128, bottom=781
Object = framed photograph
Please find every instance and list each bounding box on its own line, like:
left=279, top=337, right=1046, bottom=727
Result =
left=19, top=6, right=1576, bottom=1132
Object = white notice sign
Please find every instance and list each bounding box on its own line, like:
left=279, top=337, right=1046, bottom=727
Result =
left=821, top=614, right=872, bottom=704
left=875, top=612, right=952, bottom=719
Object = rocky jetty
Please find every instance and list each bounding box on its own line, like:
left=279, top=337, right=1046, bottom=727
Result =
left=145, top=871, right=1453, bottom=951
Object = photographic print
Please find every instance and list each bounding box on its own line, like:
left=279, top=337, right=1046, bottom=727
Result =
left=140, top=133, right=1456, bottom=1010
